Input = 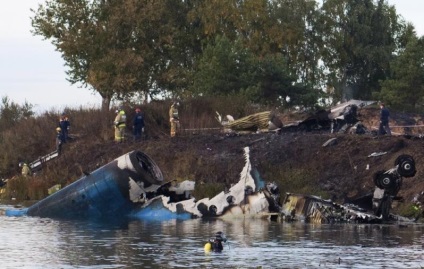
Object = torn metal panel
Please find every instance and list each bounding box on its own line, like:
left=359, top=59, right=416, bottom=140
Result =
left=281, top=193, right=381, bottom=223
left=29, top=150, right=60, bottom=172
left=329, top=100, right=376, bottom=120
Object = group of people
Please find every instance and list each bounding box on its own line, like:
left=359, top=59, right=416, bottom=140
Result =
left=54, top=102, right=179, bottom=146
left=114, top=101, right=180, bottom=142
left=54, top=103, right=174, bottom=151
left=114, top=106, right=146, bottom=143
left=16, top=102, right=175, bottom=182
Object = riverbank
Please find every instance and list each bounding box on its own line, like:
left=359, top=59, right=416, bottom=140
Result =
left=1, top=106, right=424, bottom=219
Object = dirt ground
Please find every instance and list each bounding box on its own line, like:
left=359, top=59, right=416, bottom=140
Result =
left=24, top=106, right=424, bottom=217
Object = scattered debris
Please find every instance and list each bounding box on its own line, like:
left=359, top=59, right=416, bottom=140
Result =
left=322, top=138, right=338, bottom=147
left=368, top=152, right=387, bottom=158
left=4, top=149, right=417, bottom=224
left=30, top=150, right=60, bottom=172
left=281, top=193, right=381, bottom=223
left=281, top=99, right=375, bottom=133
left=217, top=111, right=282, bottom=133
left=48, top=184, right=61, bottom=195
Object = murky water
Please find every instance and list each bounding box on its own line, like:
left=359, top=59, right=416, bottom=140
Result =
left=1, top=204, right=423, bottom=269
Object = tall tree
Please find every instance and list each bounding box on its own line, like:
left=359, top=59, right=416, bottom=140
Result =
left=191, top=35, right=252, bottom=97
left=31, top=0, right=190, bottom=111
left=318, top=0, right=396, bottom=102
left=379, top=35, right=424, bottom=111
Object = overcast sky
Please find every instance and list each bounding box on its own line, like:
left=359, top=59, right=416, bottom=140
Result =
left=0, top=0, right=422, bottom=113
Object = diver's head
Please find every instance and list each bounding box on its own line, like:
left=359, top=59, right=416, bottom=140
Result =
left=215, top=231, right=227, bottom=242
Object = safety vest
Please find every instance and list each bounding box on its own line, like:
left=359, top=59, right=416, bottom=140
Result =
left=22, top=163, right=31, bottom=176
left=114, top=110, right=127, bottom=128
left=169, top=106, right=178, bottom=120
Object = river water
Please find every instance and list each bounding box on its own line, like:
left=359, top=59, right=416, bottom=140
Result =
left=1, top=204, right=423, bottom=269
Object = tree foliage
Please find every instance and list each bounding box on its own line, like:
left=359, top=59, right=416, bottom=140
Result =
left=30, top=0, right=424, bottom=111
left=318, top=0, right=398, bottom=102
left=0, top=96, right=34, bottom=132
left=31, top=0, right=188, bottom=110
left=379, top=36, right=424, bottom=111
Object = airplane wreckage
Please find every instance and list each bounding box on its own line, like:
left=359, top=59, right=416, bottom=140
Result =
left=216, top=99, right=376, bottom=134
left=4, top=145, right=418, bottom=224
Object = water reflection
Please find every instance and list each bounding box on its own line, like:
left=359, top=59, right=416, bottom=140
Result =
left=1, top=204, right=423, bottom=268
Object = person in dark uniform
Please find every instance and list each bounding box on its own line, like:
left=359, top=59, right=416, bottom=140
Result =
left=58, top=112, right=70, bottom=143
left=379, top=103, right=391, bottom=135
left=133, top=107, right=145, bottom=141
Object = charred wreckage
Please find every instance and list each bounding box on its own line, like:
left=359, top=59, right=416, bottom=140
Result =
left=215, top=100, right=375, bottom=135
left=4, top=148, right=417, bottom=224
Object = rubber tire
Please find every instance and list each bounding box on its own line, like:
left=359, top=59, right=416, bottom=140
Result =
left=395, top=154, right=416, bottom=178
left=374, top=171, right=396, bottom=190
left=373, top=170, right=386, bottom=189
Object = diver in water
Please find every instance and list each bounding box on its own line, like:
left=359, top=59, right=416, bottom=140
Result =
left=204, top=231, right=228, bottom=252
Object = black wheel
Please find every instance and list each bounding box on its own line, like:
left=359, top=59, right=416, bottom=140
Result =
left=374, top=171, right=396, bottom=190
left=373, top=170, right=386, bottom=189
left=395, top=154, right=416, bottom=178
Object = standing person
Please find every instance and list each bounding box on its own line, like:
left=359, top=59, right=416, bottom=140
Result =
left=379, top=103, right=391, bottom=135
left=114, top=106, right=127, bottom=143
left=56, top=127, right=64, bottom=154
left=19, top=162, right=31, bottom=177
left=169, top=101, right=180, bottom=137
left=59, top=112, right=70, bottom=143
left=133, top=107, right=145, bottom=141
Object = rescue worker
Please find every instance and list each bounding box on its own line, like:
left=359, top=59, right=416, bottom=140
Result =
left=56, top=127, right=64, bottom=154
left=19, top=162, right=31, bottom=177
left=169, top=102, right=180, bottom=137
left=133, top=107, right=145, bottom=141
left=114, top=106, right=127, bottom=143
left=378, top=103, right=391, bottom=135
left=204, top=231, right=227, bottom=252
left=58, top=112, right=70, bottom=143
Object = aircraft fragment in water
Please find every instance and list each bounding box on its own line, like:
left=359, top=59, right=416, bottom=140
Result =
left=5, top=148, right=280, bottom=221
left=4, top=148, right=417, bottom=224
